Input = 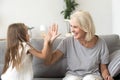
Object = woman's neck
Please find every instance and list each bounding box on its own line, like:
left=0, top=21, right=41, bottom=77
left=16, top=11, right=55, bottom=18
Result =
left=79, top=35, right=98, bottom=48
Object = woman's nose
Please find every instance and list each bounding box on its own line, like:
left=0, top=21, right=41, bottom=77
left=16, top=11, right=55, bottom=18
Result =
left=71, top=29, right=74, bottom=33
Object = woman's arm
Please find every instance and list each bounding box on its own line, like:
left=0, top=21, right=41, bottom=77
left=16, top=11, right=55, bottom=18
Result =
left=44, top=50, right=64, bottom=65
left=100, top=64, right=114, bottom=80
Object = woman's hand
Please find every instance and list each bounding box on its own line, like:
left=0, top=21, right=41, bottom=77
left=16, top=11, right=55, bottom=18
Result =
left=45, top=23, right=60, bottom=44
left=49, top=23, right=61, bottom=43
left=105, top=75, right=114, bottom=80
left=100, top=64, right=114, bottom=80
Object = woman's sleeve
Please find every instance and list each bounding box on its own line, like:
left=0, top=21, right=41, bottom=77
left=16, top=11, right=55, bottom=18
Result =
left=56, top=39, right=67, bottom=54
left=100, top=39, right=109, bottom=64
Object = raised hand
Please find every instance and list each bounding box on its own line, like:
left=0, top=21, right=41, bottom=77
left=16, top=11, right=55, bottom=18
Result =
left=45, top=23, right=60, bottom=45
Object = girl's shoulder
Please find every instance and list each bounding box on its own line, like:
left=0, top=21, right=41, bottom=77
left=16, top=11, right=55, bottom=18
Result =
left=20, top=42, right=31, bottom=51
left=19, top=42, right=32, bottom=55
left=22, top=42, right=27, bottom=46
left=21, top=42, right=29, bottom=47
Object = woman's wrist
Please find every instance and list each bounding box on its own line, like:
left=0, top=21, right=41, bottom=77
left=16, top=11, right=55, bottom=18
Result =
left=102, top=72, right=110, bottom=79
left=44, top=40, right=53, bottom=47
left=106, top=75, right=114, bottom=80
left=103, top=74, right=113, bottom=80
left=106, top=75, right=110, bottom=78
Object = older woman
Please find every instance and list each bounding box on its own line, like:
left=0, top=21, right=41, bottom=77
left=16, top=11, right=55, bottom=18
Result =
left=45, top=10, right=114, bottom=80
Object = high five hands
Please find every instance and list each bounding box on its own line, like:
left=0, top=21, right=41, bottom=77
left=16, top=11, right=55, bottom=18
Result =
left=45, top=23, right=61, bottom=44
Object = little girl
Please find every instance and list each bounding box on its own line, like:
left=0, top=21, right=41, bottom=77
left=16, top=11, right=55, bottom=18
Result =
left=1, top=23, right=58, bottom=80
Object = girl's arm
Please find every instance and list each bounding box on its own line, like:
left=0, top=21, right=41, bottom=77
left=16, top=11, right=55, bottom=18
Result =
left=29, top=23, right=60, bottom=59
left=100, top=64, right=114, bottom=80
left=28, top=40, right=50, bottom=59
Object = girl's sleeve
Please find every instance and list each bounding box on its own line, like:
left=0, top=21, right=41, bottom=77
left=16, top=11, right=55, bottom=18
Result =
left=22, top=42, right=31, bottom=54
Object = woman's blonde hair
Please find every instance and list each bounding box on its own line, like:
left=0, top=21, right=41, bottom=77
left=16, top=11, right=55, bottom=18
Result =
left=70, top=10, right=95, bottom=41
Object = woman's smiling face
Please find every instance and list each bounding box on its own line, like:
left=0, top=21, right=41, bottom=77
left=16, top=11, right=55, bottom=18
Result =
left=70, top=17, right=86, bottom=40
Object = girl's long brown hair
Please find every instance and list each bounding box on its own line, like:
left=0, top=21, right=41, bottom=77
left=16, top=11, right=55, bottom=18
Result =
left=2, top=23, right=29, bottom=74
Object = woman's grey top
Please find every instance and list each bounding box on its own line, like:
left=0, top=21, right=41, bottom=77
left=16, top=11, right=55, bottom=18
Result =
left=57, top=36, right=109, bottom=77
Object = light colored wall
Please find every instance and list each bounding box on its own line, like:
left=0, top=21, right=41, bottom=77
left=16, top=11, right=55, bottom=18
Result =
left=112, top=0, right=120, bottom=35
left=0, top=0, right=66, bottom=39
left=76, top=0, right=112, bottom=35
left=0, top=0, right=113, bottom=39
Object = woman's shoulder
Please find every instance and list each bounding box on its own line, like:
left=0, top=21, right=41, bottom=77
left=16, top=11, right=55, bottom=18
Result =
left=98, top=36, right=106, bottom=42
left=61, top=36, right=75, bottom=43
left=97, top=35, right=107, bottom=45
left=63, top=36, right=74, bottom=40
